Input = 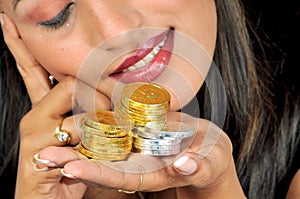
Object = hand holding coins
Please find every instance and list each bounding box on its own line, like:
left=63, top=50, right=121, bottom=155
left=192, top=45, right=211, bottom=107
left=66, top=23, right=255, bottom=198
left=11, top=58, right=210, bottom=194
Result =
left=79, top=82, right=195, bottom=161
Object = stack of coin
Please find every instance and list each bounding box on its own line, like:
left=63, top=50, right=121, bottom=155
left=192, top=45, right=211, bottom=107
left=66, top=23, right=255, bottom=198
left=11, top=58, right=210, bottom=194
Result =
left=79, top=110, right=133, bottom=161
left=116, top=82, right=170, bottom=129
left=115, top=82, right=194, bottom=156
left=132, top=120, right=195, bottom=156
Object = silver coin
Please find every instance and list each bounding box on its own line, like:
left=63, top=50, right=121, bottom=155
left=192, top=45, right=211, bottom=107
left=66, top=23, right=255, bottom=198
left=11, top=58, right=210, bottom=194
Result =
left=133, top=135, right=181, bottom=146
left=134, top=147, right=181, bottom=156
left=133, top=142, right=180, bottom=151
left=135, top=120, right=195, bottom=139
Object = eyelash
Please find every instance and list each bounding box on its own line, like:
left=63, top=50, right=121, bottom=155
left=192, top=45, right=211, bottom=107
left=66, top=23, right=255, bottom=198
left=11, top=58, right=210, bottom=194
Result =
left=37, top=2, right=74, bottom=30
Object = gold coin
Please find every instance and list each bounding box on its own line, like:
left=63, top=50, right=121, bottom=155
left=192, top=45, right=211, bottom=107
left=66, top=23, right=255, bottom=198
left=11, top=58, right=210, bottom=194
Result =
left=117, top=102, right=168, bottom=117
left=81, top=138, right=132, bottom=149
left=117, top=103, right=166, bottom=120
left=82, top=133, right=133, bottom=145
left=121, top=97, right=170, bottom=112
left=84, top=110, right=132, bottom=131
left=79, top=143, right=130, bottom=161
left=116, top=105, right=166, bottom=128
left=82, top=142, right=132, bottom=154
left=82, top=141, right=132, bottom=152
left=82, top=138, right=132, bottom=147
left=121, top=98, right=170, bottom=112
left=80, top=121, right=128, bottom=138
left=82, top=135, right=132, bottom=146
left=122, top=82, right=170, bottom=108
left=82, top=143, right=132, bottom=153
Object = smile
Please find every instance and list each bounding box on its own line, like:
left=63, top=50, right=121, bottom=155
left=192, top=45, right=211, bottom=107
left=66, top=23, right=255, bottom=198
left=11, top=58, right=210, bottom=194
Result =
left=109, top=28, right=174, bottom=83
left=123, top=36, right=167, bottom=73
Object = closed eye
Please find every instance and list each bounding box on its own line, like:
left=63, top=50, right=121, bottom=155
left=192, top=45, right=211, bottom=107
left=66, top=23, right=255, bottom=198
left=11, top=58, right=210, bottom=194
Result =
left=38, top=2, right=74, bottom=30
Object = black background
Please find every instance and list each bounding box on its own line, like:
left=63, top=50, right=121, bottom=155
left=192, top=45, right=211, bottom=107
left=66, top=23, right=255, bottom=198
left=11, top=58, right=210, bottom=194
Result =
left=243, top=0, right=300, bottom=95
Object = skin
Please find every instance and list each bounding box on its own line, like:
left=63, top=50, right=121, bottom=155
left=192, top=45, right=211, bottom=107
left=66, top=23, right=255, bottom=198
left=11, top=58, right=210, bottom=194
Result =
left=286, top=170, right=300, bottom=199
left=0, top=0, right=250, bottom=198
left=1, top=0, right=217, bottom=110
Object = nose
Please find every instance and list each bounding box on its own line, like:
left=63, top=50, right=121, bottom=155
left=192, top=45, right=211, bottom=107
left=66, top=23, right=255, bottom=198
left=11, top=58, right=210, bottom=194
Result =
left=83, top=0, right=143, bottom=48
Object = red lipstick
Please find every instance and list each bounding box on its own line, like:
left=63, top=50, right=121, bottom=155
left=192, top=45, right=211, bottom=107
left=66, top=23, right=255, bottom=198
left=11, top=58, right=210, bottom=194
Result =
left=109, top=28, right=174, bottom=83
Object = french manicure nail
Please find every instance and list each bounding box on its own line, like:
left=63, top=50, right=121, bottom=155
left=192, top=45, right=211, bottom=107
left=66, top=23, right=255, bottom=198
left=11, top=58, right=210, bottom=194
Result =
left=33, top=164, right=49, bottom=172
left=173, top=156, right=198, bottom=175
left=60, top=168, right=76, bottom=179
left=33, top=153, right=58, bottom=167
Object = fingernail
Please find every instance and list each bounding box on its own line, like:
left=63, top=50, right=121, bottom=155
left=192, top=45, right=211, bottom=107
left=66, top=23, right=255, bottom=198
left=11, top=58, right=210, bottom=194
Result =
left=33, top=164, right=49, bottom=172
left=173, top=156, right=198, bottom=175
left=60, top=168, right=76, bottom=179
left=33, top=153, right=58, bottom=167
left=0, top=13, right=4, bottom=27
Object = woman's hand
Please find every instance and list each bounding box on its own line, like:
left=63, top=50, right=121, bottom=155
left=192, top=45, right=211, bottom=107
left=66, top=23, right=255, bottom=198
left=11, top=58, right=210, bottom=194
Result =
left=15, top=78, right=88, bottom=199
left=1, top=13, right=101, bottom=199
left=37, top=118, right=246, bottom=199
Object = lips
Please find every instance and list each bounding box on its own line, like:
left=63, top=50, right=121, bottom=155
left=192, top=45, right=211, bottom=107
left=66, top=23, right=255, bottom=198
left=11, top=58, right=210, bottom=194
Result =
left=109, top=28, right=174, bottom=83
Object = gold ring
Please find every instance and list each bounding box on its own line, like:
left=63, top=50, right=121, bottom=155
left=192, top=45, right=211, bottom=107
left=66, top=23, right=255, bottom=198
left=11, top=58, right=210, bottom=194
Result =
left=54, top=117, right=71, bottom=144
left=118, top=171, right=143, bottom=194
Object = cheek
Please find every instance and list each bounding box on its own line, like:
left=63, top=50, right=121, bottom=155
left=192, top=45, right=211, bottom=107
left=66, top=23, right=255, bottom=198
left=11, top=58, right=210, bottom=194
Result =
left=138, top=0, right=217, bottom=55
left=175, top=1, right=217, bottom=56
left=22, top=36, right=89, bottom=78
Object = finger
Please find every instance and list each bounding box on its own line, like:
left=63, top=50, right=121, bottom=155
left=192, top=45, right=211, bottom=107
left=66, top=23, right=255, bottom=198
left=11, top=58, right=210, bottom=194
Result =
left=20, top=77, right=85, bottom=149
left=73, top=79, right=112, bottom=113
left=1, top=13, right=51, bottom=104
left=18, top=163, right=86, bottom=198
left=36, top=146, right=171, bottom=191
left=22, top=115, right=84, bottom=150
left=172, top=123, right=234, bottom=187
left=30, top=76, right=75, bottom=117
left=33, top=76, right=111, bottom=118
left=37, top=146, right=88, bottom=168
left=62, top=160, right=149, bottom=191
left=20, top=75, right=113, bottom=150
left=37, top=145, right=150, bottom=190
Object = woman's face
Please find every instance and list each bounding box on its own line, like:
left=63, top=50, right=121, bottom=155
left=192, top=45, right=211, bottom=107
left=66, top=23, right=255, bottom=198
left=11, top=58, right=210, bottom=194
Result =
left=1, top=0, right=217, bottom=110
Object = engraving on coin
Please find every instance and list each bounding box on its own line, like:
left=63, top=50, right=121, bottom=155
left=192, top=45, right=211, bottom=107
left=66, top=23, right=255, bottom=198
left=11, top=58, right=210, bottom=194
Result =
left=124, top=82, right=170, bottom=106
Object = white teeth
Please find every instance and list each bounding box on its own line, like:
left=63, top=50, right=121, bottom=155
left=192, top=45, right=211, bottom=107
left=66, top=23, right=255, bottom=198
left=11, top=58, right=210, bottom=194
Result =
left=157, top=38, right=166, bottom=47
left=152, top=46, right=161, bottom=55
left=134, top=59, right=146, bottom=68
left=143, top=52, right=155, bottom=64
left=127, top=65, right=137, bottom=72
left=123, top=35, right=168, bottom=73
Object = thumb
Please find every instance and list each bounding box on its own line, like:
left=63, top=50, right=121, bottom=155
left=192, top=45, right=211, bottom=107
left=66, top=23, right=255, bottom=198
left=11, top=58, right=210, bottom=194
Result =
left=173, top=155, right=198, bottom=176
left=172, top=152, right=214, bottom=188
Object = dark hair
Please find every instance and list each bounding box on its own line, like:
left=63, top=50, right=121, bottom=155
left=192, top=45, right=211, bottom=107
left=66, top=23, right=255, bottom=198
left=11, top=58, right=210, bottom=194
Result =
left=0, top=0, right=299, bottom=198
left=211, top=0, right=300, bottom=198
left=0, top=30, right=31, bottom=197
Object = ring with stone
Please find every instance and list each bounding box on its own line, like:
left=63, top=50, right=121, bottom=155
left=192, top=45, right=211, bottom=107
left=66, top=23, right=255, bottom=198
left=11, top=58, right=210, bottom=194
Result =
left=54, top=117, right=71, bottom=145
